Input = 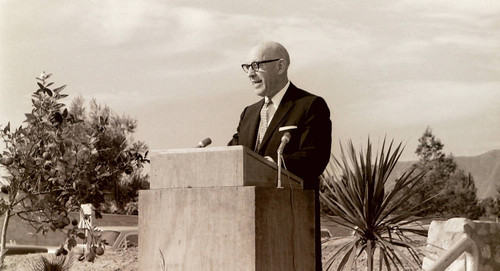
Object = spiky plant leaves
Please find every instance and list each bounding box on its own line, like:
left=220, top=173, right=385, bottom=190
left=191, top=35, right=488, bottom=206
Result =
left=29, top=253, right=75, bottom=271
left=321, top=138, right=429, bottom=270
left=338, top=241, right=357, bottom=271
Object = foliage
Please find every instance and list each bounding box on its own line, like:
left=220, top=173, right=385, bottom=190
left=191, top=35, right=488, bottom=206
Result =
left=124, top=201, right=140, bottom=216
left=480, top=196, right=500, bottom=219
left=0, top=72, right=148, bottom=263
left=28, top=253, right=75, bottom=271
left=112, top=171, right=149, bottom=214
left=408, top=126, right=483, bottom=219
left=320, top=138, right=428, bottom=271
left=67, top=97, right=150, bottom=214
left=441, top=170, right=482, bottom=218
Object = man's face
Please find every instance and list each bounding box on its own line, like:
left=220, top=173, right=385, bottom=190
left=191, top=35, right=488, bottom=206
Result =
left=245, top=47, right=280, bottom=97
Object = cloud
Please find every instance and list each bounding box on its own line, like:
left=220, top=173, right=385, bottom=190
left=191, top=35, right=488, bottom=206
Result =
left=433, top=34, right=500, bottom=52
left=398, top=0, right=500, bottom=16
left=2, top=0, right=499, bottom=160
left=65, top=1, right=169, bottom=45
left=35, top=0, right=497, bottom=84
left=346, top=81, right=500, bottom=126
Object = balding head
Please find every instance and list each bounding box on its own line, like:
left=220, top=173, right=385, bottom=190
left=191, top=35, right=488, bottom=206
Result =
left=249, top=41, right=290, bottom=70
left=245, top=41, right=290, bottom=98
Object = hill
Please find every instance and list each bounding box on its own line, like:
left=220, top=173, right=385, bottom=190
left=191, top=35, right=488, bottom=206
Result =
left=391, top=150, right=500, bottom=200
left=455, top=150, right=500, bottom=200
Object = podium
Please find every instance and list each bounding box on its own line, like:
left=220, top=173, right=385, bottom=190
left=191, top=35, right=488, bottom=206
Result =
left=139, top=146, right=315, bottom=270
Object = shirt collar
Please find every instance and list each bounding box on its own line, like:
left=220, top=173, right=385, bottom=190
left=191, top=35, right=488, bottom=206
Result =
left=265, top=81, right=290, bottom=107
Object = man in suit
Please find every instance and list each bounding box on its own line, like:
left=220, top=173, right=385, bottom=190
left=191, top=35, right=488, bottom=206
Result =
left=228, top=41, right=332, bottom=271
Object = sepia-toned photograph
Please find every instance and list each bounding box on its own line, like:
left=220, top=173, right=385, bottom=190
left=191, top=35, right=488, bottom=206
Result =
left=1, top=1, right=499, bottom=270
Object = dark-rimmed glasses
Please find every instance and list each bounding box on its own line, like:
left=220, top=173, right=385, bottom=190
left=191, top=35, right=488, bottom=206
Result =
left=241, top=59, right=281, bottom=72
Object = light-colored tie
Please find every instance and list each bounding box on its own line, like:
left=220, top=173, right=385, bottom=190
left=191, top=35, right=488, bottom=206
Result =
left=255, top=99, right=272, bottom=151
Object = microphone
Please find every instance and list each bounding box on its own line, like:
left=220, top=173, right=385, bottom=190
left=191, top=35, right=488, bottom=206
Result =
left=276, top=132, right=291, bottom=189
left=196, top=138, right=212, bottom=148
left=277, top=132, right=291, bottom=154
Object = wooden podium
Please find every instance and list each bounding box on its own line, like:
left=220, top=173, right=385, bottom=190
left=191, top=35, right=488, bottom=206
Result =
left=139, top=146, right=315, bottom=270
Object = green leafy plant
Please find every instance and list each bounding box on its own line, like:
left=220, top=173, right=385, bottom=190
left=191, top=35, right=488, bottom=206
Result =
left=320, top=139, right=428, bottom=270
left=0, top=72, right=148, bottom=264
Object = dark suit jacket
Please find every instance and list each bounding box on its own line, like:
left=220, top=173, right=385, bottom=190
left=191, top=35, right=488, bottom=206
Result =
left=228, top=83, right=332, bottom=189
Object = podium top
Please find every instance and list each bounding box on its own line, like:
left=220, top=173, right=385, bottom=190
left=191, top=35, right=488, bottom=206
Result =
left=150, top=146, right=303, bottom=190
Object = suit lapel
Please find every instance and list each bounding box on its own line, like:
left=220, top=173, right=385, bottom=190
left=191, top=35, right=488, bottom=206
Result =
left=260, top=84, right=297, bottom=148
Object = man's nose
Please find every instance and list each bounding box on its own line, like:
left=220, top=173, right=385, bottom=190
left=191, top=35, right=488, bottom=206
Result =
left=247, top=68, right=256, bottom=77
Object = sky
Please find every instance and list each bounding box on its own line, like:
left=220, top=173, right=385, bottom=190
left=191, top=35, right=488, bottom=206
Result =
left=1, top=0, right=499, bottom=161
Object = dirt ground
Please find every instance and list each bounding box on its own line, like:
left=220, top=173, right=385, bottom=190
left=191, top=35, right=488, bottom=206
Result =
left=2, top=235, right=427, bottom=270
left=321, top=235, right=428, bottom=270
left=2, top=247, right=138, bottom=271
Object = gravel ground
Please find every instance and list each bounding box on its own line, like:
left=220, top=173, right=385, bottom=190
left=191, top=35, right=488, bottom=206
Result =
left=321, top=235, right=428, bottom=270
left=2, top=235, right=427, bottom=270
left=2, top=247, right=138, bottom=271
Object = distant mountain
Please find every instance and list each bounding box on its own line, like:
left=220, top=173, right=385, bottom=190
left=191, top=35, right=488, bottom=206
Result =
left=455, top=150, right=500, bottom=200
left=390, top=150, right=500, bottom=200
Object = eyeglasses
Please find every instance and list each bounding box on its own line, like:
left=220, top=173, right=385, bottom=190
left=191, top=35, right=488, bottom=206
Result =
left=241, top=58, right=281, bottom=72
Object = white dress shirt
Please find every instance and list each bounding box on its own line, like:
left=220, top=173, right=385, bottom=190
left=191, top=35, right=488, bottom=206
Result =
left=264, top=81, right=290, bottom=125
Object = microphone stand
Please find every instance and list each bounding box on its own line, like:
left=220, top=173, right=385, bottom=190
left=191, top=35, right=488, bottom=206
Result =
left=277, top=150, right=284, bottom=189
left=276, top=132, right=290, bottom=189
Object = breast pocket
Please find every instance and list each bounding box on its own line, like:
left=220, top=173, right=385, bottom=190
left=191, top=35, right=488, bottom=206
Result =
left=279, top=126, right=300, bottom=153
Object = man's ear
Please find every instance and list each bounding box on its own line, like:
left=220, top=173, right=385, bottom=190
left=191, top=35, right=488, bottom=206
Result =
left=277, top=59, right=287, bottom=75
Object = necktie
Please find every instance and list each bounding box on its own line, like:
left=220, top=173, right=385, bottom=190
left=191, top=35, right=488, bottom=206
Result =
left=255, top=99, right=272, bottom=151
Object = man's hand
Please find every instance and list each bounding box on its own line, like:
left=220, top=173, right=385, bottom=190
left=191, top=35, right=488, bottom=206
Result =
left=264, top=156, right=275, bottom=163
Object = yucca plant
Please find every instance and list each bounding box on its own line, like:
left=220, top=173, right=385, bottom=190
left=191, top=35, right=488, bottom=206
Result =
left=320, top=138, right=428, bottom=271
left=28, top=253, right=75, bottom=271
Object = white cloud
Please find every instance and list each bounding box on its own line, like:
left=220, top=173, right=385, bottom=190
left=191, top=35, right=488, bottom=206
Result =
left=433, top=34, right=500, bottom=51
left=348, top=81, right=500, bottom=126
left=392, top=0, right=500, bottom=17
left=72, top=1, right=166, bottom=45
left=2, top=0, right=500, bottom=160
left=42, top=0, right=498, bottom=82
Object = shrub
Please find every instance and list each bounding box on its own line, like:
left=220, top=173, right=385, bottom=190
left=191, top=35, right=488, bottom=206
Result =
left=321, top=139, right=428, bottom=270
